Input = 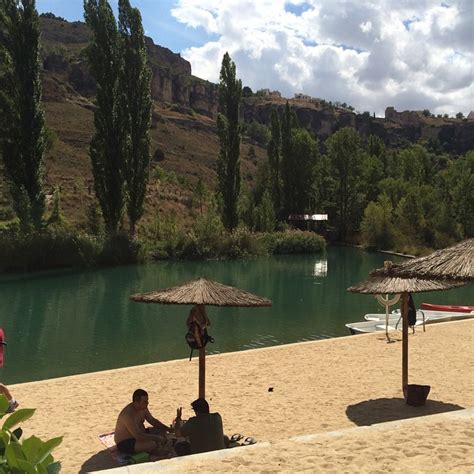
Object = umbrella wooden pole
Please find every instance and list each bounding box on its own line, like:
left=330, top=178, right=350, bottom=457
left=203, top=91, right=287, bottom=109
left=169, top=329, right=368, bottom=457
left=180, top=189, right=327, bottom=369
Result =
left=401, top=292, right=409, bottom=395
left=199, top=347, right=206, bottom=399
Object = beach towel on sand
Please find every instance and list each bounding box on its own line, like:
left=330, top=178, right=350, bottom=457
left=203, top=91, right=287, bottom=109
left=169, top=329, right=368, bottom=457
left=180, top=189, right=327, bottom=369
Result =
left=99, top=432, right=130, bottom=465
left=99, top=432, right=177, bottom=465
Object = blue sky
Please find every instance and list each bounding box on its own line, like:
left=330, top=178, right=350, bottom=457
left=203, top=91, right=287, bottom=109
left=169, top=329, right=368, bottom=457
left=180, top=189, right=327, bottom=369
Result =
left=36, top=1, right=473, bottom=117
left=36, top=0, right=214, bottom=53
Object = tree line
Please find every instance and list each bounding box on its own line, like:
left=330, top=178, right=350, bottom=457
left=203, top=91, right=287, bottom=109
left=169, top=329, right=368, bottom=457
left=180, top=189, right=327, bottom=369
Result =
left=218, top=55, right=473, bottom=251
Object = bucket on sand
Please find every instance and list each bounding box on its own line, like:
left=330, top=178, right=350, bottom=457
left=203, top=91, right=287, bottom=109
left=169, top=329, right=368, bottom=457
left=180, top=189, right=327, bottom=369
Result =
left=405, top=384, right=431, bottom=406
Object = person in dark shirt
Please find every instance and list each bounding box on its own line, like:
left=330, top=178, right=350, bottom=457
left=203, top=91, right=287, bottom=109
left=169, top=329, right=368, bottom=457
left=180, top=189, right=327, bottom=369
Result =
left=174, top=398, right=225, bottom=455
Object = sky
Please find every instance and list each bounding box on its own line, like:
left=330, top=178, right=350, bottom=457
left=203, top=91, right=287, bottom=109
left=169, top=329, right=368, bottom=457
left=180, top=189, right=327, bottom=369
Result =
left=36, top=0, right=473, bottom=117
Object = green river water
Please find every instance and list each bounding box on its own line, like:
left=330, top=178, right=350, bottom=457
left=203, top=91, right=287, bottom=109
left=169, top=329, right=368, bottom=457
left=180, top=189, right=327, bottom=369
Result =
left=1, top=246, right=472, bottom=383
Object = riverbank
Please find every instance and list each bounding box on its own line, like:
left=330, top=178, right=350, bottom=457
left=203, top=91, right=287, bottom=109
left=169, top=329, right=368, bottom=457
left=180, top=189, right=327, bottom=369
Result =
left=12, top=319, right=474, bottom=473
left=0, top=227, right=326, bottom=273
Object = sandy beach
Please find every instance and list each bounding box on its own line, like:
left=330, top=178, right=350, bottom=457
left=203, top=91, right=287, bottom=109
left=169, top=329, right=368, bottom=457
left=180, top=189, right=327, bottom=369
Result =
left=105, top=408, right=474, bottom=473
left=12, top=319, right=474, bottom=473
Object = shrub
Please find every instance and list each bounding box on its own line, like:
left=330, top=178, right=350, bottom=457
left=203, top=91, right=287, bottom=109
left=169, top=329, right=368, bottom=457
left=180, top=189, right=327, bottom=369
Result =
left=0, top=395, right=62, bottom=473
left=99, top=233, right=142, bottom=265
left=47, top=187, right=67, bottom=227
left=264, top=230, right=325, bottom=254
left=0, top=219, right=19, bottom=232
left=221, top=227, right=267, bottom=258
left=153, top=166, right=179, bottom=185
left=0, top=228, right=101, bottom=271
left=242, top=86, right=253, bottom=97
left=191, top=200, right=224, bottom=256
left=85, top=202, right=104, bottom=236
left=0, top=207, right=15, bottom=220
left=243, top=121, right=271, bottom=146
left=153, top=147, right=165, bottom=162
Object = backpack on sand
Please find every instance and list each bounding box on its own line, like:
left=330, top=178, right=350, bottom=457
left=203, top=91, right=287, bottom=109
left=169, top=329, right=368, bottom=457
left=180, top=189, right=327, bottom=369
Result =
left=185, top=321, right=214, bottom=360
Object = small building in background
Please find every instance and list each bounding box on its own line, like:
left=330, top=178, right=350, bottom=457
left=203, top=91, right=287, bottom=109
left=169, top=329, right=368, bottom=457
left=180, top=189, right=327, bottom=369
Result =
left=257, top=88, right=271, bottom=96
left=294, top=93, right=312, bottom=101
left=256, top=88, right=282, bottom=99
left=268, top=90, right=282, bottom=99
left=385, top=107, right=422, bottom=126
left=288, top=213, right=328, bottom=232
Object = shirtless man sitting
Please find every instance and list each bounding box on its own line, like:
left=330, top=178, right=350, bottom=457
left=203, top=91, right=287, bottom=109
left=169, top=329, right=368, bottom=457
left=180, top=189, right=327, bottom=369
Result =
left=114, top=388, right=172, bottom=455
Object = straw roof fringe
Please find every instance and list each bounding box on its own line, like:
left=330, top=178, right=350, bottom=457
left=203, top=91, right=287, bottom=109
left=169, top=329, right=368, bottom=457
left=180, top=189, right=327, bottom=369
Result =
left=347, top=275, right=464, bottom=295
left=130, top=278, right=272, bottom=307
left=372, top=239, right=473, bottom=282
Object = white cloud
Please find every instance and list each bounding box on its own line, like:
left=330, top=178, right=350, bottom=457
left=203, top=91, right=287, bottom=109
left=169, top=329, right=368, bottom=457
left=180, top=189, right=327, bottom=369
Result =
left=171, top=0, right=473, bottom=116
left=360, top=21, right=372, bottom=33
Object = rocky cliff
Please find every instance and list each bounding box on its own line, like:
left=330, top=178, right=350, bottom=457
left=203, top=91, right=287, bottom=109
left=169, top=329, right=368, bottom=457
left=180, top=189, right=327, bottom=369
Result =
left=39, top=15, right=473, bottom=154
left=241, top=100, right=474, bottom=154
left=40, top=15, right=219, bottom=117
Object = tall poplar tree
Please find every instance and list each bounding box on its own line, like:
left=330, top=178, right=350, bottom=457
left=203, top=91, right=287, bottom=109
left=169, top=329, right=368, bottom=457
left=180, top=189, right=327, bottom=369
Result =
left=84, top=0, right=127, bottom=236
left=118, top=0, right=152, bottom=238
left=267, top=108, right=281, bottom=217
left=0, top=0, right=45, bottom=230
left=217, top=52, right=242, bottom=231
left=280, top=101, right=295, bottom=217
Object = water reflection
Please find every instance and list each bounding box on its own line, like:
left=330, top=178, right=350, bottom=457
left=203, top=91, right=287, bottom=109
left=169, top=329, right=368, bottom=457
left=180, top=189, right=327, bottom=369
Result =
left=313, top=259, right=328, bottom=277
left=1, top=246, right=472, bottom=383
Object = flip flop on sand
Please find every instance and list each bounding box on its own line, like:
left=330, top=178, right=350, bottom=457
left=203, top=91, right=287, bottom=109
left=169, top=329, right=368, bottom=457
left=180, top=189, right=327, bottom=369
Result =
left=243, top=437, right=256, bottom=445
left=230, top=433, right=243, bottom=443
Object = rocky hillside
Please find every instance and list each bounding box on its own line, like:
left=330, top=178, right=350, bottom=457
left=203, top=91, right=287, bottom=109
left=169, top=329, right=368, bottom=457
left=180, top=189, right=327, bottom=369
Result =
left=0, top=15, right=264, bottom=228
left=0, top=14, right=472, bottom=229
left=39, top=15, right=474, bottom=155
left=40, top=15, right=218, bottom=116
left=242, top=99, right=474, bottom=153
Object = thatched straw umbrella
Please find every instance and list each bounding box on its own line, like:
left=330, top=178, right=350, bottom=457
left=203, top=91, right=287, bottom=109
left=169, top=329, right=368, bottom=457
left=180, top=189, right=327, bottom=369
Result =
left=348, top=262, right=463, bottom=402
left=372, top=238, right=474, bottom=282
left=130, top=278, right=272, bottom=399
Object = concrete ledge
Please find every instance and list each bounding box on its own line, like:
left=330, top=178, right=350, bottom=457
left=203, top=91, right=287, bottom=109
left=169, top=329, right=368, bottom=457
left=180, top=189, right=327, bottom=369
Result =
left=289, top=407, right=474, bottom=443
left=96, top=442, right=270, bottom=473
left=94, top=409, right=473, bottom=473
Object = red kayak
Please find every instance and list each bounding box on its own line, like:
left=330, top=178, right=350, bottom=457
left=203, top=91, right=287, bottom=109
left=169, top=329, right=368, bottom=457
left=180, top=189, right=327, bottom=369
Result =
left=421, top=303, right=474, bottom=313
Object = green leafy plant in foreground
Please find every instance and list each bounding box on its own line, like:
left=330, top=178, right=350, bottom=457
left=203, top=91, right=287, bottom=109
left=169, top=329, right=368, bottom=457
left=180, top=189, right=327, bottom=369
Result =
left=0, top=395, right=62, bottom=473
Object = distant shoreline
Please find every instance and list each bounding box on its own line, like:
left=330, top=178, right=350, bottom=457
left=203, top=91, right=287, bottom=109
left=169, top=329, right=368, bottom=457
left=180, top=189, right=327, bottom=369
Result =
left=334, top=242, right=415, bottom=259
left=378, top=249, right=414, bottom=258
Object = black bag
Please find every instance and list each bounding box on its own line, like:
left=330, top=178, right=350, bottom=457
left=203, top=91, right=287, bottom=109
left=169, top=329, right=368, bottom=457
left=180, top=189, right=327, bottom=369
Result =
left=185, top=321, right=214, bottom=360
left=408, top=293, right=417, bottom=326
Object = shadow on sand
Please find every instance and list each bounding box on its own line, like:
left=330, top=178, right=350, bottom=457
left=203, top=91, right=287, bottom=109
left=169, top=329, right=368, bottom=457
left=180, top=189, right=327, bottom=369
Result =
left=346, top=397, right=464, bottom=426
left=80, top=449, right=118, bottom=473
